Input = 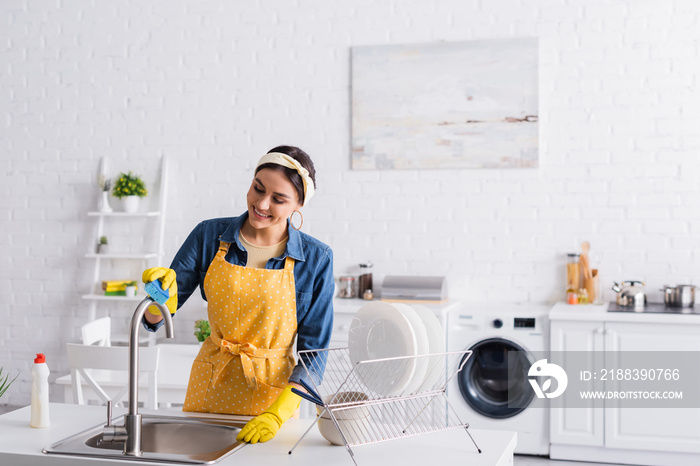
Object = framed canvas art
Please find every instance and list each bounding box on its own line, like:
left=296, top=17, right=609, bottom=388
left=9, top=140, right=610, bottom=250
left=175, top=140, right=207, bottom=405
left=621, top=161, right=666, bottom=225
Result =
left=351, top=38, right=539, bottom=170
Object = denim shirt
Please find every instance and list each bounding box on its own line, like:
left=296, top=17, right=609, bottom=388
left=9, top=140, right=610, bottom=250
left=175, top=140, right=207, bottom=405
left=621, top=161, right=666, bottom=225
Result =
left=143, top=212, right=334, bottom=387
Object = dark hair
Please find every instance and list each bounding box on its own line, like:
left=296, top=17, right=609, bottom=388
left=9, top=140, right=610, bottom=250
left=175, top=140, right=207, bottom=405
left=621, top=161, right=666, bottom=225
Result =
left=255, top=145, right=316, bottom=204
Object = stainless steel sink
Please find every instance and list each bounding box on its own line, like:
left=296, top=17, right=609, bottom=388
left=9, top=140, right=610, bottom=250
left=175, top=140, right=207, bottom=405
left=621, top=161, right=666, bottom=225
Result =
left=43, top=414, right=248, bottom=464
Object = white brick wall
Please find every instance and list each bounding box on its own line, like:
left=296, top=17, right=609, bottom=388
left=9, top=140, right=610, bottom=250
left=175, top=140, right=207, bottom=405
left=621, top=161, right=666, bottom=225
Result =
left=1, top=0, right=699, bottom=406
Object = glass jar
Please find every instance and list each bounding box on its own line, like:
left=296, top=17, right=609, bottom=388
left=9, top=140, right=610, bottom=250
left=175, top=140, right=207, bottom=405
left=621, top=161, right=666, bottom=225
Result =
left=566, top=253, right=580, bottom=304
left=358, top=262, right=373, bottom=298
left=338, top=276, right=356, bottom=299
left=566, top=254, right=580, bottom=289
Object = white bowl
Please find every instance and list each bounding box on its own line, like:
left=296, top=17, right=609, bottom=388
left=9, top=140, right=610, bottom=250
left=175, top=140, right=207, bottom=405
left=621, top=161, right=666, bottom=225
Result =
left=316, top=391, right=370, bottom=418
left=317, top=416, right=370, bottom=446
left=316, top=391, right=370, bottom=446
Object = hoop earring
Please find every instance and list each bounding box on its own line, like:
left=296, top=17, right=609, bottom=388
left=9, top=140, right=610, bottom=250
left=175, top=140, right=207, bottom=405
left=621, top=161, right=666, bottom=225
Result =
left=290, top=210, right=303, bottom=230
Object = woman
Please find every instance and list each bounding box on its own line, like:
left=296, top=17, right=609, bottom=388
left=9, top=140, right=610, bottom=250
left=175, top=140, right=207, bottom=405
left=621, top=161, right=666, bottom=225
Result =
left=142, top=146, right=334, bottom=444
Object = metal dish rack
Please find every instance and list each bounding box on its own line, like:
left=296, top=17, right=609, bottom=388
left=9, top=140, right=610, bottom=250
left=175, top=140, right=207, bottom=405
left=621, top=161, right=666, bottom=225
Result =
left=289, top=348, right=480, bottom=465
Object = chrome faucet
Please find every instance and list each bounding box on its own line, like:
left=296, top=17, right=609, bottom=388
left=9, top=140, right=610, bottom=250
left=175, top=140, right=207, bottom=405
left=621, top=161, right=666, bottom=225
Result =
left=103, top=297, right=174, bottom=456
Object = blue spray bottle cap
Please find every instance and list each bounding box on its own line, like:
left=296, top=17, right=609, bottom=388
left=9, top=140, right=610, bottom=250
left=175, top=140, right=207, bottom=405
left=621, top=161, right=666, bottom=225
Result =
left=145, top=280, right=170, bottom=305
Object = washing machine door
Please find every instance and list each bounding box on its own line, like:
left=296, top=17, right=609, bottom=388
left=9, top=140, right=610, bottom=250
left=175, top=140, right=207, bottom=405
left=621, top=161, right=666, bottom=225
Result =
left=457, top=337, right=535, bottom=419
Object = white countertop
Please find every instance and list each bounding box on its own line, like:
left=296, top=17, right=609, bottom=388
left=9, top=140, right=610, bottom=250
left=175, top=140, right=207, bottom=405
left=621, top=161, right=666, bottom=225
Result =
left=0, top=404, right=515, bottom=466
left=550, top=301, right=700, bottom=324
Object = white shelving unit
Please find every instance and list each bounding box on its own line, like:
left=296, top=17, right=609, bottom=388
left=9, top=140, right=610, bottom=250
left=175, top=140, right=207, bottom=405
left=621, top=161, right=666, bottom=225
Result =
left=82, top=156, right=169, bottom=345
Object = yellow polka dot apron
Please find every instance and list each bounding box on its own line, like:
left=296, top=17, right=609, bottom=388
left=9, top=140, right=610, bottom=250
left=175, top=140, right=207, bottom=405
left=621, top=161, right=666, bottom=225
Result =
left=183, top=240, right=297, bottom=415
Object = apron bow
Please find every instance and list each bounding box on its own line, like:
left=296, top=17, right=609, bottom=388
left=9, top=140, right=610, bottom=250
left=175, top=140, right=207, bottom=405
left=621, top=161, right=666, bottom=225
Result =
left=212, top=337, right=260, bottom=390
left=210, top=333, right=294, bottom=391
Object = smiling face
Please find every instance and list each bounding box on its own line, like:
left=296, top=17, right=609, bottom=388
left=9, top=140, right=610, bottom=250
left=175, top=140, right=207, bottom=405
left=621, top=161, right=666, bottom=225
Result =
left=245, top=168, right=302, bottom=240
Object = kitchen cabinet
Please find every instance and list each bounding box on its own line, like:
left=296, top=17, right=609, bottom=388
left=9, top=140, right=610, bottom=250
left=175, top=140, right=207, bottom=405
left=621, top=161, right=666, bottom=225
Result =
left=82, top=156, right=168, bottom=345
left=549, top=320, right=604, bottom=447
left=550, top=303, right=700, bottom=465
left=328, top=300, right=357, bottom=347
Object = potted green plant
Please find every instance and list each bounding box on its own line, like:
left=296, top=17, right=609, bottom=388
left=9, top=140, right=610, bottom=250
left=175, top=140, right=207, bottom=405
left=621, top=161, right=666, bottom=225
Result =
left=0, top=367, right=18, bottom=399
left=125, top=281, right=137, bottom=297
left=96, top=235, right=109, bottom=254
left=194, top=319, right=211, bottom=344
left=112, top=171, right=148, bottom=213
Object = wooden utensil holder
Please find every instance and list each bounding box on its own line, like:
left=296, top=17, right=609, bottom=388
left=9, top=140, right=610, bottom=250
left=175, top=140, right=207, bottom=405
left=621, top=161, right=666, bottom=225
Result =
left=583, top=269, right=599, bottom=304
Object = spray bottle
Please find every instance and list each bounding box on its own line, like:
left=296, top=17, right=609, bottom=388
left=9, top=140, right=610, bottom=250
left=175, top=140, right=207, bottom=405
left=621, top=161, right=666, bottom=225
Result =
left=30, top=353, right=50, bottom=428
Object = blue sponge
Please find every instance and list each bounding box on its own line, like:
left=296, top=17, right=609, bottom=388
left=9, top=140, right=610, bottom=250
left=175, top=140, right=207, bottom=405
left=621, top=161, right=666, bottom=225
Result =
left=145, top=281, right=170, bottom=305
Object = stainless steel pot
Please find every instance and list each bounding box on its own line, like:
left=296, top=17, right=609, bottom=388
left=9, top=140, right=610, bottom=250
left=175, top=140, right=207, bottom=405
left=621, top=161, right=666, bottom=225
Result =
left=661, top=284, right=696, bottom=308
left=612, top=281, right=646, bottom=308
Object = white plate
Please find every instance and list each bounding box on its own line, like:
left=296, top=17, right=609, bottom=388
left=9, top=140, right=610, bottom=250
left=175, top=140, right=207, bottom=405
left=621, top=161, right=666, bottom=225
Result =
left=391, top=303, right=429, bottom=395
left=348, top=302, right=417, bottom=396
left=411, top=304, right=446, bottom=392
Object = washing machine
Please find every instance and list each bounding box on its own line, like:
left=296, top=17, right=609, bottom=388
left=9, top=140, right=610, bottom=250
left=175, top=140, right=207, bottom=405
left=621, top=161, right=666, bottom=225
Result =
left=447, top=303, right=550, bottom=456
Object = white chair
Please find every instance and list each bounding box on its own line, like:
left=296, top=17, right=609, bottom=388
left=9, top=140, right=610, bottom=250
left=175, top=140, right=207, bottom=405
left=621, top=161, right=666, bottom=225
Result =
left=82, top=315, right=156, bottom=347
left=66, top=343, right=161, bottom=410
left=81, top=316, right=112, bottom=346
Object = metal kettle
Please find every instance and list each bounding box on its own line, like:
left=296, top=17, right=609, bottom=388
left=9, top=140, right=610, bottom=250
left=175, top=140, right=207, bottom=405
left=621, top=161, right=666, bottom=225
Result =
left=612, top=281, right=647, bottom=308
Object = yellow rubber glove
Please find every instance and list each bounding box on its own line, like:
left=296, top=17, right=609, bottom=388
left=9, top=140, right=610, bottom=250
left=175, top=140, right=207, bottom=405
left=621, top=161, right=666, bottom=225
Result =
left=142, top=267, right=178, bottom=315
left=236, top=385, right=301, bottom=444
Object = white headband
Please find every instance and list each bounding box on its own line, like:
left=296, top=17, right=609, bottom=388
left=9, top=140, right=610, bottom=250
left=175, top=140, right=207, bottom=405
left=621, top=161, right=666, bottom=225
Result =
left=255, top=152, right=315, bottom=206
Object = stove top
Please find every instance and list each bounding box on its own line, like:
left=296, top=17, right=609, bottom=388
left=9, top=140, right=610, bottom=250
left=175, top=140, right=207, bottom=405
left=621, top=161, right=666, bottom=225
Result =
left=608, top=302, right=700, bottom=314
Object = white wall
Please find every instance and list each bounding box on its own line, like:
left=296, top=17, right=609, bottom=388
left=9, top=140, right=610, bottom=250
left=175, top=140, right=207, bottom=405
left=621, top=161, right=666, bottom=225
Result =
left=2, top=0, right=699, bottom=406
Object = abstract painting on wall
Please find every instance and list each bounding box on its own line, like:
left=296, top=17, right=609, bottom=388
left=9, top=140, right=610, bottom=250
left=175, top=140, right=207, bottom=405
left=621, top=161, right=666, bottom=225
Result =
left=351, top=38, right=539, bottom=170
